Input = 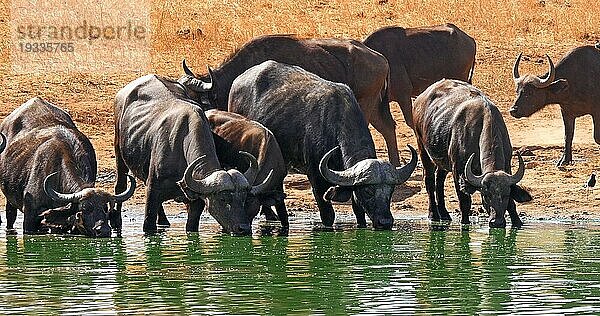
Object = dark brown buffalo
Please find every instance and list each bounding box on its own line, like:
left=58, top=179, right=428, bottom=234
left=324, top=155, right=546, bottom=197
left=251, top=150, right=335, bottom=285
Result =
left=228, top=61, right=417, bottom=229
left=206, top=109, right=288, bottom=227
left=114, top=75, right=273, bottom=234
left=0, top=97, right=135, bottom=237
left=364, top=23, right=476, bottom=128
left=510, top=45, right=600, bottom=166
left=178, top=34, right=401, bottom=166
left=413, top=79, right=532, bottom=228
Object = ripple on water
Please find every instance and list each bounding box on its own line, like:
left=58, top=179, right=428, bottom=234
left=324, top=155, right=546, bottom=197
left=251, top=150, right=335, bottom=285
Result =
left=1, top=214, right=600, bottom=314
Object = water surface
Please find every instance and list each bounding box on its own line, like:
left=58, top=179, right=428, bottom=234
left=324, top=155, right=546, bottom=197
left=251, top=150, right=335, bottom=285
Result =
left=1, top=212, right=600, bottom=315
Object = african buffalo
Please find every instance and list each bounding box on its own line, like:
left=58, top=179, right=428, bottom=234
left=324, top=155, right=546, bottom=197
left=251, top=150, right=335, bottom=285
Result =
left=178, top=34, right=401, bottom=166
left=114, top=74, right=273, bottom=234
left=413, top=79, right=532, bottom=228
left=206, top=110, right=288, bottom=227
left=510, top=45, right=600, bottom=166
left=364, top=23, right=476, bottom=128
left=228, top=60, right=417, bottom=229
left=0, top=97, right=135, bottom=237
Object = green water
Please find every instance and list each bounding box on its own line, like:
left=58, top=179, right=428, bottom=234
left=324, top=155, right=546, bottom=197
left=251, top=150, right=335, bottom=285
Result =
left=1, top=213, right=600, bottom=315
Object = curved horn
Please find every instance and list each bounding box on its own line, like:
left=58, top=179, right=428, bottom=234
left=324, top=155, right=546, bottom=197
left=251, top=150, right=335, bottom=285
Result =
left=181, top=155, right=212, bottom=194
left=319, top=146, right=356, bottom=186
left=464, top=153, right=484, bottom=188
left=393, top=145, right=418, bottom=184
left=180, top=60, right=213, bottom=92
left=113, top=174, right=136, bottom=202
left=0, top=132, right=6, bottom=154
left=537, top=54, right=555, bottom=88
left=182, top=59, right=195, bottom=76
left=509, top=152, right=526, bottom=185
left=44, top=172, right=84, bottom=203
left=513, top=52, right=522, bottom=80
left=250, top=169, right=274, bottom=195
left=239, top=151, right=259, bottom=184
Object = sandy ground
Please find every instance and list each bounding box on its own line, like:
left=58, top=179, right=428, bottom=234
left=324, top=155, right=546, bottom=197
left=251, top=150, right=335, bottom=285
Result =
left=1, top=1, right=600, bottom=231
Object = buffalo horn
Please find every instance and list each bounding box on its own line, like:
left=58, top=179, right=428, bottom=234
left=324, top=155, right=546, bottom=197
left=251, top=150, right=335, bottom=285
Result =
left=537, top=54, right=555, bottom=88
left=513, top=52, right=522, bottom=80
left=319, top=146, right=356, bottom=186
left=393, top=145, right=418, bottom=184
left=181, top=59, right=213, bottom=92
left=239, top=151, right=259, bottom=185
left=0, top=133, right=5, bottom=153
left=465, top=153, right=484, bottom=188
left=181, top=155, right=214, bottom=194
left=113, top=174, right=136, bottom=202
left=44, top=172, right=85, bottom=203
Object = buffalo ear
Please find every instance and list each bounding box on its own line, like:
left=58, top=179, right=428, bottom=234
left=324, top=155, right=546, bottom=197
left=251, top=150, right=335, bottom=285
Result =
left=549, top=79, right=569, bottom=95
left=40, top=204, right=77, bottom=228
left=323, top=185, right=352, bottom=202
left=257, top=191, right=286, bottom=207
left=511, top=185, right=532, bottom=203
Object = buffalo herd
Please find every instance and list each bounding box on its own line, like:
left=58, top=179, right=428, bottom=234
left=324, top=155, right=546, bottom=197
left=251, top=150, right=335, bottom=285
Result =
left=1, top=23, right=599, bottom=237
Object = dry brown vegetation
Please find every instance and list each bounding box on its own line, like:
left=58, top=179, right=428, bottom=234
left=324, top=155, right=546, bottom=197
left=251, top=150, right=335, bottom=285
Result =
left=1, top=0, right=600, bottom=223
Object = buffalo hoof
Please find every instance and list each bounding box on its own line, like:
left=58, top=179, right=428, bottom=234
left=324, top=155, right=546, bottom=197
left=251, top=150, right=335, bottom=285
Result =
left=511, top=220, right=524, bottom=229
left=157, top=218, right=171, bottom=227
left=6, top=228, right=17, bottom=235
left=489, top=221, right=507, bottom=229
left=356, top=223, right=368, bottom=229
left=143, top=223, right=158, bottom=234
left=556, top=155, right=572, bottom=167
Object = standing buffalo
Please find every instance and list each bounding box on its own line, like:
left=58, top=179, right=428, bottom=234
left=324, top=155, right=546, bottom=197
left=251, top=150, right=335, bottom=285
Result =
left=510, top=45, right=600, bottom=166
left=0, top=97, right=135, bottom=237
left=178, top=34, right=401, bottom=166
left=413, top=79, right=532, bottom=228
left=114, top=75, right=273, bottom=234
left=364, top=23, right=476, bottom=128
left=206, top=109, right=288, bottom=227
left=228, top=61, right=417, bottom=229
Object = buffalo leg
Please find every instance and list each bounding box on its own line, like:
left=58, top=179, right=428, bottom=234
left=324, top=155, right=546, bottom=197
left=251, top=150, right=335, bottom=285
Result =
left=592, top=114, right=600, bottom=145
left=370, top=112, right=400, bottom=166
left=6, top=202, right=17, bottom=231
left=397, top=95, right=414, bottom=130
left=274, top=202, right=289, bottom=228
left=389, top=66, right=414, bottom=129
left=261, top=205, right=279, bottom=221
left=435, top=169, right=451, bottom=221
left=309, top=174, right=336, bottom=228
left=113, top=143, right=129, bottom=231
left=453, top=174, right=472, bottom=226
left=143, top=183, right=161, bottom=233
left=507, top=199, right=523, bottom=228
left=558, top=111, right=575, bottom=166
left=157, top=205, right=171, bottom=227
left=185, top=199, right=205, bottom=232
left=419, top=145, right=439, bottom=221
left=351, top=198, right=367, bottom=228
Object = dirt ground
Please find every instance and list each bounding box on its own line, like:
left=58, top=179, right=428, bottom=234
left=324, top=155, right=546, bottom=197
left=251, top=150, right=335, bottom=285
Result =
left=1, top=0, right=600, bottom=228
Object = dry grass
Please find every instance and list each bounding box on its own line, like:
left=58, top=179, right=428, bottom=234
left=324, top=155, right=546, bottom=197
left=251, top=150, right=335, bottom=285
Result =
left=1, top=0, right=600, bottom=219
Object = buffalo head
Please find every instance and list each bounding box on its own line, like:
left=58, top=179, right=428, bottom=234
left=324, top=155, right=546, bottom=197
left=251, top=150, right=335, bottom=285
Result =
left=178, top=152, right=273, bottom=235
left=319, top=145, right=418, bottom=229
left=510, top=53, right=569, bottom=118
left=464, top=152, right=532, bottom=228
left=42, top=172, right=136, bottom=237
left=178, top=59, right=217, bottom=108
